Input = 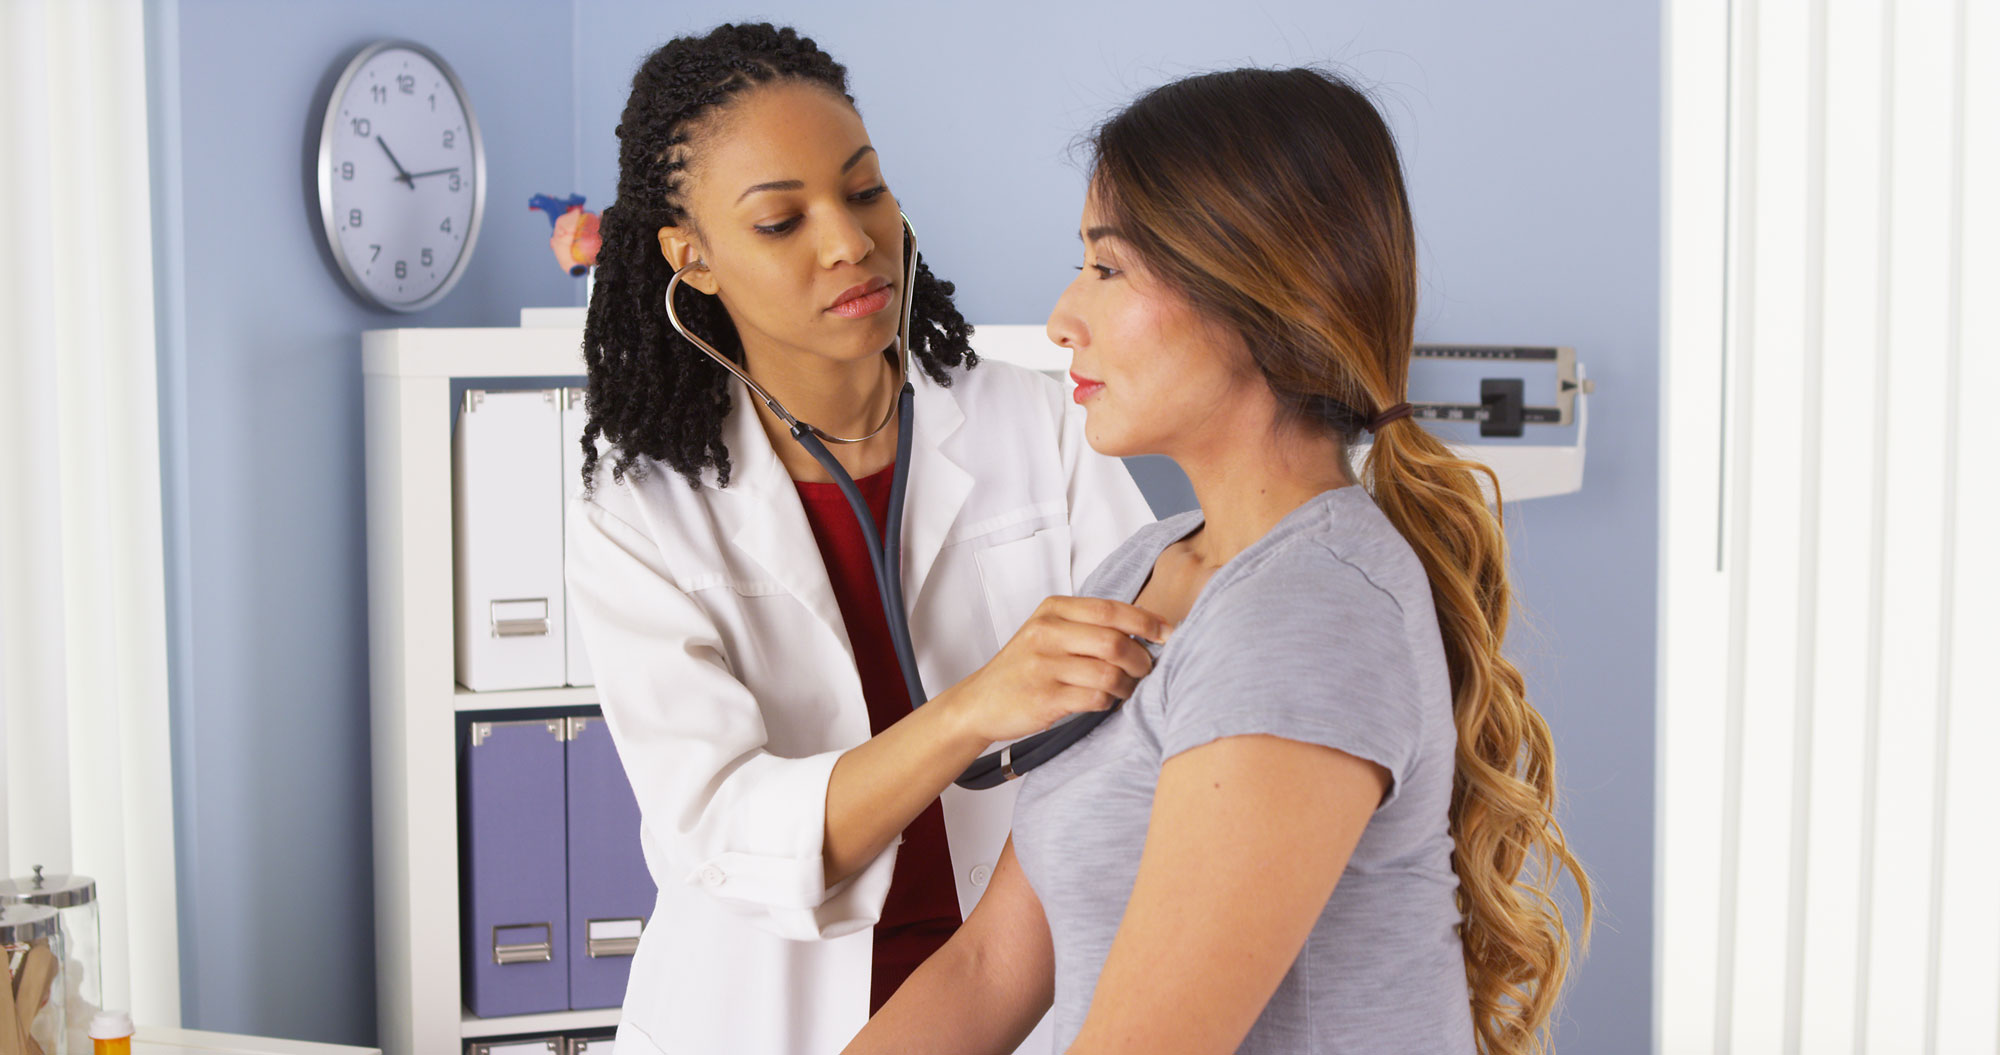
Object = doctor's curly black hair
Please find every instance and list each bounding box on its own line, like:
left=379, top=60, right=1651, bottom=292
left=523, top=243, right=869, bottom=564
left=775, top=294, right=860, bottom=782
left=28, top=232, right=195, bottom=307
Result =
left=580, top=23, right=977, bottom=494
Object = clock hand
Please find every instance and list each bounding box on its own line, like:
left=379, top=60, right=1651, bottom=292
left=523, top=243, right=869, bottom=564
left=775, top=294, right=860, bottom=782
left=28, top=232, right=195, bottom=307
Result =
left=406, top=167, right=461, bottom=180
left=375, top=136, right=416, bottom=190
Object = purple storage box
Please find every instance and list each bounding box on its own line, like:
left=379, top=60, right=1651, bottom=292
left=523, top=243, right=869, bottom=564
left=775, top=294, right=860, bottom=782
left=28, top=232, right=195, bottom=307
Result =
left=565, top=716, right=657, bottom=1010
left=462, top=717, right=570, bottom=1017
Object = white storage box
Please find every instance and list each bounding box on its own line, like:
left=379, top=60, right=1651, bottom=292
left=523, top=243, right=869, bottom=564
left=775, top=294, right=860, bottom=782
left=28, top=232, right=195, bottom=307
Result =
left=560, top=387, right=596, bottom=688
left=454, top=388, right=567, bottom=691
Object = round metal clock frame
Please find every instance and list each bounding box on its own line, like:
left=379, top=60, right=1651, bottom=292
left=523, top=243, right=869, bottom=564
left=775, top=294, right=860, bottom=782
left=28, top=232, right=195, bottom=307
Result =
left=316, top=39, right=487, bottom=313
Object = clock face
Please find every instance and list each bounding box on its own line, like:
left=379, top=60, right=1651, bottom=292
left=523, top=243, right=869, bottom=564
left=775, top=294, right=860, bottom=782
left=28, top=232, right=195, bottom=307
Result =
left=318, top=42, right=485, bottom=312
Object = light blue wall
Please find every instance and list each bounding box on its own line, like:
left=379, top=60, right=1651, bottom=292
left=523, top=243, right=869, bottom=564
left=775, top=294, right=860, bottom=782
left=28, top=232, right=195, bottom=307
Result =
left=150, top=0, right=1656, bottom=1049
left=146, top=0, right=577, bottom=1044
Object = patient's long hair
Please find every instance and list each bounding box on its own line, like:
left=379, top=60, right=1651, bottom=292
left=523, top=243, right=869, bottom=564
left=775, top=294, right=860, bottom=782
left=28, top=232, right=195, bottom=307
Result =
left=1089, top=68, right=1592, bottom=1054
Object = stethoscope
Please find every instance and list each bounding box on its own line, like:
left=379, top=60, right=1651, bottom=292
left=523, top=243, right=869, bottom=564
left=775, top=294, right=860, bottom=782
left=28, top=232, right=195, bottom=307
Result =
left=664, top=214, right=1111, bottom=790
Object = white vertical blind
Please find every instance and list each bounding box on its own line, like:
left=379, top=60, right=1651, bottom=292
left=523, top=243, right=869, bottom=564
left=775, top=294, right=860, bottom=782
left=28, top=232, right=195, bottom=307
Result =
left=1660, top=0, right=1997, bottom=1053
left=1930, top=0, right=2000, bottom=1047
left=0, top=0, right=183, bottom=1027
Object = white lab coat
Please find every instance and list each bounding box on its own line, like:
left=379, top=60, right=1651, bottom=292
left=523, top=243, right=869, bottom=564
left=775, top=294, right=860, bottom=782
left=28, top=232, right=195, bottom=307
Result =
left=565, top=358, right=1155, bottom=1055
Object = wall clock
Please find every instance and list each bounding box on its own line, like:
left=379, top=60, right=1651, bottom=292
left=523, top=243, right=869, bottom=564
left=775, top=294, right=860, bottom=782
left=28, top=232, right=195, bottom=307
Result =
left=316, top=40, right=486, bottom=312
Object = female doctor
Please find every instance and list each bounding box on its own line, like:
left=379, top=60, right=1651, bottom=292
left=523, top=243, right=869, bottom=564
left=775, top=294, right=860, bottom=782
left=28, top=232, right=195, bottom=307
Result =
left=564, top=24, right=1161, bottom=1055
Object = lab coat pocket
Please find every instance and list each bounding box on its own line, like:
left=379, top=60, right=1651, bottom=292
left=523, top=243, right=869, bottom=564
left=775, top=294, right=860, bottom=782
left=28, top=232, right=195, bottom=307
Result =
left=973, top=525, right=1073, bottom=649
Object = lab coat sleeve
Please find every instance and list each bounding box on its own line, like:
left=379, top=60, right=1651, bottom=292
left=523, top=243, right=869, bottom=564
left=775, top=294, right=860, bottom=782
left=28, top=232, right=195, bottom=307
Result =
left=565, top=496, right=897, bottom=943
left=1054, top=398, right=1158, bottom=585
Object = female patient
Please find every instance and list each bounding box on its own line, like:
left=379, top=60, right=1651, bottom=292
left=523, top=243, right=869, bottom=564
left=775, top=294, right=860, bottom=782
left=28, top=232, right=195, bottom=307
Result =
left=849, top=67, right=1591, bottom=1055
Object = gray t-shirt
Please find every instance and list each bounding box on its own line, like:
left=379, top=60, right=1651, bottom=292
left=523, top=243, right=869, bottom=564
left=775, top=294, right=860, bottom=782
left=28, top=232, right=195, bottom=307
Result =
left=1011, top=486, right=1476, bottom=1054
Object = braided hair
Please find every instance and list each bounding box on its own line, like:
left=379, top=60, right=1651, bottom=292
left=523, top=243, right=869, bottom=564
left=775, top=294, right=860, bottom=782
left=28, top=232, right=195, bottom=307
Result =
left=581, top=23, right=977, bottom=493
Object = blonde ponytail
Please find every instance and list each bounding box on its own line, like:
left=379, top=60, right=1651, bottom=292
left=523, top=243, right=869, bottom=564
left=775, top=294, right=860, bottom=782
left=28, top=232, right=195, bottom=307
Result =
left=1366, top=419, right=1592, bottom=1055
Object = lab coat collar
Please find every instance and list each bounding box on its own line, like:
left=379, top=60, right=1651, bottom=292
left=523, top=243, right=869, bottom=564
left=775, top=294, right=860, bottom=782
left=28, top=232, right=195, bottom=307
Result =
left=898, top=366, right=973, bottom=616
left=708, top=363, right=972, bottom=662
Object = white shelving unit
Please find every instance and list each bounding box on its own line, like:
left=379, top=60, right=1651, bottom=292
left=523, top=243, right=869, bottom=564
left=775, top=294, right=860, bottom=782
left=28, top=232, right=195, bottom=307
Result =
left=362, top=322, right=598, bottom=1055
left=458, top=1009, right=620, bottom=1041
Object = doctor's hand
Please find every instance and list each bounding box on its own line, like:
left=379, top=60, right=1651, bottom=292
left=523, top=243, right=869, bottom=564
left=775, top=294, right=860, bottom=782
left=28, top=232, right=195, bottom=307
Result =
left=945, top=596, right=1172, bottom=744
left=824, top=597, right=1169, bottom=890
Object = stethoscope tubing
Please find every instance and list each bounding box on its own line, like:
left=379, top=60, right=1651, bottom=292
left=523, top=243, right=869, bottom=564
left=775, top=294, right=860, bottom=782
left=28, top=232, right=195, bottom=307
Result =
left=662, top=213, right=1113, bottom=789
left=788, top=386, right=926, bottom=709
left=956, top=708, right=1112, bottom=790
left=664, top=272, right=899, bottom=446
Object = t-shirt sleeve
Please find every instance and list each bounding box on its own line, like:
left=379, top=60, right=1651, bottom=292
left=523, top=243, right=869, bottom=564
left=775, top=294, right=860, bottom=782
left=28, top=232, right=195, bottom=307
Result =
left=1157, top=544, right=1429, bottom=807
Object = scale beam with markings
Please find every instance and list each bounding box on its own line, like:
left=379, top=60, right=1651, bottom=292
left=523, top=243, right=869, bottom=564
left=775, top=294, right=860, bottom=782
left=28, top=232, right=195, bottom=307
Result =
left=1409, top=345, right=1590, bottom=434
left=1390, top=343, right=1594, bottom=503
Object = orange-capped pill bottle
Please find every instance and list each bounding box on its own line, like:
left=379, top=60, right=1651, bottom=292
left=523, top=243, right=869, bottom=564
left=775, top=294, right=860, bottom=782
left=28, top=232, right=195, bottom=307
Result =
left=91, top=1009, right=135, bottom=1055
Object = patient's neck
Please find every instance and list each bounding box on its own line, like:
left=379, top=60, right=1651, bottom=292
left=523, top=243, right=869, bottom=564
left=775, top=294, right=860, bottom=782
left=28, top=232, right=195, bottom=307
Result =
left=1174, top=414, right=1353, bottom=572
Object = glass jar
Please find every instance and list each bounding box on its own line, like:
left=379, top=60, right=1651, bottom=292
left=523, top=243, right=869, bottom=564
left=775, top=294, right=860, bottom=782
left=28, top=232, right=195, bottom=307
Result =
left=1, top=900, right=68, bottom=1054
left=1, top=867, right=97, bottom=1055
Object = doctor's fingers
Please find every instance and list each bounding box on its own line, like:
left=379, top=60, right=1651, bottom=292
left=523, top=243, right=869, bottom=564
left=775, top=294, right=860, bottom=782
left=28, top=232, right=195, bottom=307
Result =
left=1043, top=656, right=1139, bottom=706
left=1036, top=596, right=1173, bottom=645
left=1039, top=619, right=1156, bottom=681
